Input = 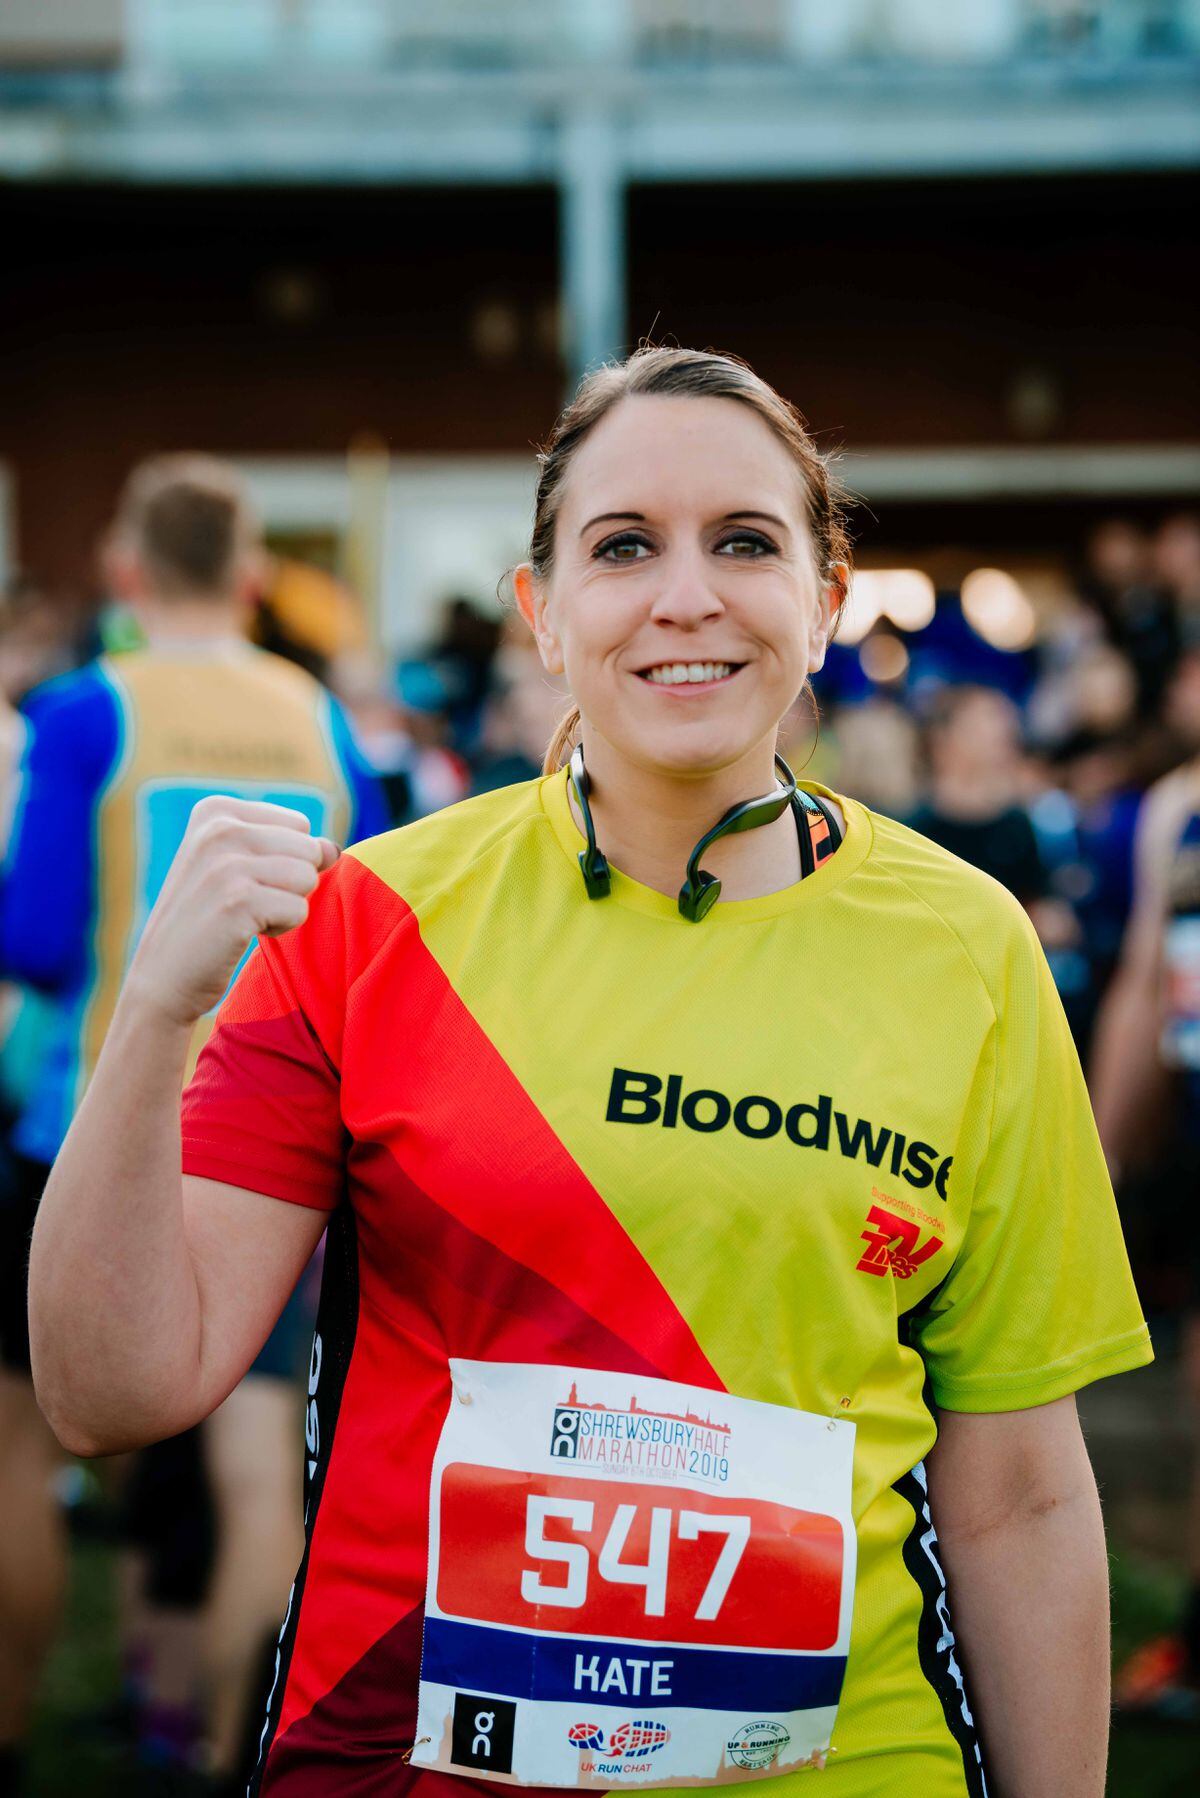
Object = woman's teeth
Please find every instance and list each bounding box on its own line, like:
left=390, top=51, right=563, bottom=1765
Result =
left=643, top=662, right=733, bottom=686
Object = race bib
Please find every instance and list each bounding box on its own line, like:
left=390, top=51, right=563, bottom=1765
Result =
left=412, top=1360, right=856, bottom=1786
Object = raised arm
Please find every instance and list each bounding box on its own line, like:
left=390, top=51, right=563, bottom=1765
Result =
left=927, top=1397, right=1110, bottom=1798
left=1090, top=774, right=1189, bottom=1172
left=29, top=797, right=337, bottom=1456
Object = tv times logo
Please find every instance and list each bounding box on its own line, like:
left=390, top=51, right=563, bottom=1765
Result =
left=856, top=1201, right=944, bottom=1280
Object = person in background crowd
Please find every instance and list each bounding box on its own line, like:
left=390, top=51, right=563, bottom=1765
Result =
left=415, top=594, right=501, bottom=754
left=393, top=700, right=471, bottom=815
left=335, top=649, right=478, bottom=827
left=1028, top=730, right=1141, bottom=1051
left=907, top=686, right=1048, bottom=902
left=333, top=654, right=419, bottom=826
left=469, top=681, right=549, bottom=794
left=1155, top=512, right=1200, bottom=649
left=1078, top=518, right=1179, bottom=722
left=0, top=574, right=84, bottom=1798
left=0, top=457, right=386, bottom=1797
left=0, top=571, right=81, bottom=1162
left=1028, top=630, right=1138, bottom=761
left=0, top=575, right=77, bottom=732
left=251, top=557, right=367, bottom=686
left=907, top=686, right=1087, bottom=1012
left=1025, top=590, right=1109, bottom=749
left=470, top=613, right=570, bottom=795
left=1092, top=640, right=1200, bottom=1721
left=810, top=696, right=920, bottom=820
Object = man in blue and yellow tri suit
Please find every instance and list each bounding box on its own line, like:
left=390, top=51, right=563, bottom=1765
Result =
left=0, top=455, right=384, bottom=1794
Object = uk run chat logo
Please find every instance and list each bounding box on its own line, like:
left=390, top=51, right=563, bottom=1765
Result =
left=568, top=1719, right=670, bottom=1759
left=608, top=1720, right=671, bottom=1758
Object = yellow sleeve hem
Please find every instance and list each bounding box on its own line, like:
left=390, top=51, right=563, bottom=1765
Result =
left=930, top=1324, right=1154, bottom=1414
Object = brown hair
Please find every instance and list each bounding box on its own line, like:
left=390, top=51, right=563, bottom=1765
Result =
left=113, top=454, right=259, bottom=601
left=531, top=347, right=852, bottom=773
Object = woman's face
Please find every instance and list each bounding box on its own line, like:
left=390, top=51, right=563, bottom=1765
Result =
left=521, top=394, right=840, bottom=779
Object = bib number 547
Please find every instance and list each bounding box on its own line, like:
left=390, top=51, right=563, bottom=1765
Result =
left=522, top=1496, right=749, bottom=1622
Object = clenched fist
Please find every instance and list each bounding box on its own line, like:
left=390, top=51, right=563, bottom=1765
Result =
left=128, top=796, right=339, bottom=1028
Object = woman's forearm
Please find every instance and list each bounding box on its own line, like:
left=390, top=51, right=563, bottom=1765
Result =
left=29, top=796, right=339, bottom=1454
left=929, top=1411, right=1110, bottom=1797
left=28, top=979, right=201, bottom=1454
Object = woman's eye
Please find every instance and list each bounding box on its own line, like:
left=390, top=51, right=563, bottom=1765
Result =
left=716, top=531, right=775, bottom=558
left=595, top=533, right=653, bottom=563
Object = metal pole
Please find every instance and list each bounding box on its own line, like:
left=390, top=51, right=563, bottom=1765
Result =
left=559, top=106, right=627, bottom=388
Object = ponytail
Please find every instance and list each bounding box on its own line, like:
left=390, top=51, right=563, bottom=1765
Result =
left=543, top=703, right=582, bottom=775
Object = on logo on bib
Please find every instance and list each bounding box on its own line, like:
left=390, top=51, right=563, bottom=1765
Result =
left=412, top=1361, right=856, bottom=1786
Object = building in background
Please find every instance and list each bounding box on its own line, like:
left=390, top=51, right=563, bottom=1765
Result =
left=0, top=0, right=1197, bottom=649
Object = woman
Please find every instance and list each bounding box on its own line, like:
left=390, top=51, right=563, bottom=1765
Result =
left=31, top=350, right=1151, bottom=1797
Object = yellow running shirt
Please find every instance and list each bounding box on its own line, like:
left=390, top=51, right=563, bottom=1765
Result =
left=181, top=771, right=1152, bottom=1797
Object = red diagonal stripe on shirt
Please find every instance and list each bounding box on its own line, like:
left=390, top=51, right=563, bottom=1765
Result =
left=338, top=857, right=719, bottom=1389
left=273, top=1154, right=688, bottom=1748
left=267, top=857, right=723, bottom=1749
left=266, top=1601, right=550, bottom=1795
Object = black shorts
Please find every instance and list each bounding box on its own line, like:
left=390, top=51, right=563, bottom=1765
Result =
left=0, top=1146, right=49, bottom=1375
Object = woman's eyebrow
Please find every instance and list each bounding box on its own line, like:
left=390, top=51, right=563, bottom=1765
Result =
left=580, top=508, right=789, bottom=536
left=722, top=510, right=789, bottom=531
left=580, top=511, right=645, bottom=537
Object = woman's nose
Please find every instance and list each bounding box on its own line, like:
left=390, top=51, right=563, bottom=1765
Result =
left=647, top=552, right=725, bottom=629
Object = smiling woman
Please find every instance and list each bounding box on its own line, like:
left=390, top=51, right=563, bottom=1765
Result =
left=518, top=349, right=849, bottom=786
left=509, top=349, right=853, bottom=905
left=30, top=347, right=1151, bottom=1798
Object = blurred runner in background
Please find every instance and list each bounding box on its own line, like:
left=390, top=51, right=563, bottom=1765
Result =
left=0, top=574, right=79, bottom=1798
left=1092, top=696, right=1200, bottom=1720
left=0, top=457, right=385, bottom=1795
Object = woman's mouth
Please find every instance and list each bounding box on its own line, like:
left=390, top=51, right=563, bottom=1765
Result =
left=638, top=661, right=744, bottom=688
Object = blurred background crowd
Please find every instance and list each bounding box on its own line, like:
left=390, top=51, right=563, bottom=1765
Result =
left=9, top=507, right=1200, bottom=1067
left=1, top=1, right=1198, bottom=1793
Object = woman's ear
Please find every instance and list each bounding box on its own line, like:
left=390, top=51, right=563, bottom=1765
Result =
left=827, top=561, right=851, bottom=635
left=807, top=561, right=850, bottom=674
left=513, top=563, right=565, bottom=675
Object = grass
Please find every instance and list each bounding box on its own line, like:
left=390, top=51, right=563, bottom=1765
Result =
left=1108, top=1550, right=1199, bottom=1796
left=28, top=1540, right=128, bottom=1797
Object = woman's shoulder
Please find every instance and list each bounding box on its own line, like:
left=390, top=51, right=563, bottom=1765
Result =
left=345, top=776, right=550, bottom=902
left=283, top=779, right=551, bottom=988
left=859, top=803, right=1042, bottom=980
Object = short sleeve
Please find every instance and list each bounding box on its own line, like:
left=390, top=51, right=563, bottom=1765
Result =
left=180, top=862, right=351, bottom=1212
left=914, top=911, right=1153, bottom=1411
